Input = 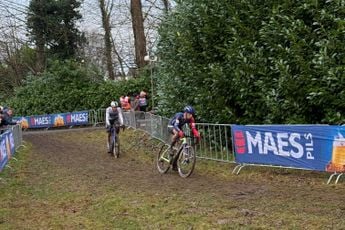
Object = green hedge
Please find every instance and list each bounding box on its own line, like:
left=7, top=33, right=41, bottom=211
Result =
left=157, top=0, right=345, bottom=124
left=7, top=60, right=151, bottom=116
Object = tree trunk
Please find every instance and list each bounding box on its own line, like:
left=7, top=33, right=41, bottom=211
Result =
left=35, top=0, right=46, bottom=73
left=36, top=34, right=45, bottom=73
left=99, top=0, right=115, bottom=80
left=130, top=0, right=147, bottom=71
left=162, top=0, right=170, bottom=13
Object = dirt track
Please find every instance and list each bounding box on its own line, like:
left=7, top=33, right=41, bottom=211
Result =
left=19, top=128, right=345, bottom=228
left=23, top=128, right=265, bottom=198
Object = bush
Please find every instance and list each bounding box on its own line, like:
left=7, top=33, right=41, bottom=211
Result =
left=7, top=60, right=151, bottom=116
left=157, top=0, right=345, bottom=124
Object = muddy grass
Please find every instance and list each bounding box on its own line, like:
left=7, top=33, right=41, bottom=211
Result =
left=0, top=128, right=345, bottom=229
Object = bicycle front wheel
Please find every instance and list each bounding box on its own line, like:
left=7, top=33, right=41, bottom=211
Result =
left=156, top=144, right=171, bottom=174
left=113, top=138, right=120, bottom=158
left=177, top=145, right=196, bottom=178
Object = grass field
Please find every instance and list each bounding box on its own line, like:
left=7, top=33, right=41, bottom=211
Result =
left=0, top=128, right=345, bottom=229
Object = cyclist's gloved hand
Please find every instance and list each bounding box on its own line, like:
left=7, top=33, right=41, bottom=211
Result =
left=192, top=128, right=199, bottom=138
left=192, top=128, right=201, bottom=142
left=178, top=130, right=184, bottom=138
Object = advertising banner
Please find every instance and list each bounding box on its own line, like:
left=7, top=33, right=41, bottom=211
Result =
left=14, top=111, right=89, bottom=129
left=0, top=131, right=13, bottom=172
left=232, top=125, right=345, bottom=172
left=65, top=111, right=89, bottom=126
left=8, top=131, right=15, bottom=156
left=29, top=115, right=53, bottom=128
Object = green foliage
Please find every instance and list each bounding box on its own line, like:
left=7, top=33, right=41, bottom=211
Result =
left=6, top=60, right=151, bottom=116
left=157, top=0, right=345, bottom=124
left=27, top=0, right=85, bottom=60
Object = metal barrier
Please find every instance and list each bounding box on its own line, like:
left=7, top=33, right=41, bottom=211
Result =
left=44, top=109, right=234, bottom=163
left=0, top=124, right=24, bottom=174
left=119, top=111, right=234, bottom=162
left=10, top=124, right=23, bottom=150
left=195, top=123, right=233, bottom=162
left=88, top=109, right=97, bottom=126
left=13, top=108, right=343, bottom=184
left=94, top=109, right=106, bottom=126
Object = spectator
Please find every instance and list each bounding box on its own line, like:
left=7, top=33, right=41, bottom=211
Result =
left=120, top=95, right=131, bottom=111
left=131, top=94, right=140, bottom=111
left=138, top=91, right=148, bottom=112
left=0, top=108, right=19, bottom=132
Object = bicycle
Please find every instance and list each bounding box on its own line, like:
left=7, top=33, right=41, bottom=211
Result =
left=156, top=136, right=197, bottom=178
left=109, top=123, right=120, bottom=158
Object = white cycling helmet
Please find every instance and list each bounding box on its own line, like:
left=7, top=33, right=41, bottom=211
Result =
left=110, top=101, right=118, bottom=107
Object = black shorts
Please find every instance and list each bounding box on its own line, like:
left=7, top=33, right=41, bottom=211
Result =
left=167, top=125, right=176, bottom=134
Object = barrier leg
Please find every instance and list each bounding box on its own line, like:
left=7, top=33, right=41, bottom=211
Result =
left=236, top=165, right=246, bottom=175
left=232, top=164, right=246, bottom=175
left=5, top=165, right=13, bottom=171
left=327, top=172, right=337, bottom=184
left=232, top=164, right=241, bottom=174
left=335, top=173, right=343, bottom=184
left=17, top=144, right=26, bottom=150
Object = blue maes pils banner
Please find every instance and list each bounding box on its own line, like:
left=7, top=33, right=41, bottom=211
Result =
left=14, top=111, right=89, bottom=129
left=0, top=130, right=16, bottom=172
left=231, top=125, right=345, bottom=172
left=65, top=111, right=88, bottom=126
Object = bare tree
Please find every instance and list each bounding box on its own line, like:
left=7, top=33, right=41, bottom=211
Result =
left=82, top=31, right=106, bottom=72
left=99, top=0, right=116, bottom=80
left=111, top=36, right=127, bottom=77
left=162, top=0, right=170, bottom=13
left=79, top=0, right=176, bottom=77
left=130, top=0, right=147, bottom=70
left=0, top=1, right=34, bottom=97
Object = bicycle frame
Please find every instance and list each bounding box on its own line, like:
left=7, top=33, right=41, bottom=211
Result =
left=158, top=137, right=188, bottom=163
left=156, top=135, right=196, bottom=178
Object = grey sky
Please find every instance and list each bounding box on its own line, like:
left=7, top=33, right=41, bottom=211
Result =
left=1, top=0, right=164, bottom=70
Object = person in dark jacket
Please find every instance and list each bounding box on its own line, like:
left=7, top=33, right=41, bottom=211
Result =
left=0, top=108, right=18, bottom=127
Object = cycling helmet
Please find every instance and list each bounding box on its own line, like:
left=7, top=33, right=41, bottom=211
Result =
left=183, top=105, right=195, bottom=115
left=110, top=101, right=118, bottom=107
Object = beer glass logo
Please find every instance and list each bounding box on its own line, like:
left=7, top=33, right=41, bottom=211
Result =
left=234, top=131, right=246, bottom=154
left=326, top=133, right=345, bottom=172
left=54, top=115, right=65, bottom=127
left=20, top=117, right=29, bottom=129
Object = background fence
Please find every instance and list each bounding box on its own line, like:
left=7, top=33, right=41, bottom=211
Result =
left=9, top=109, right=345, bottom=184
left=92, top=109, right=234, bottom=163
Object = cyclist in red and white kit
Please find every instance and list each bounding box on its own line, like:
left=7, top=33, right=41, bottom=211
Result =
left=168, top=105, right=200, bottom=169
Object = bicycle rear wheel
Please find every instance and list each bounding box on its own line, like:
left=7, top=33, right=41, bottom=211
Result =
left=156, top=144, right=171, bottom=174
left=177, top=145, right=196, bottom=178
